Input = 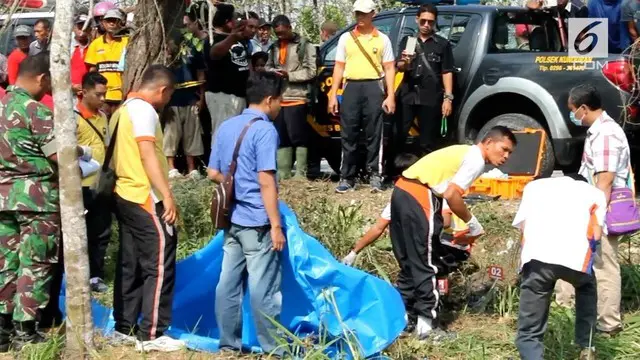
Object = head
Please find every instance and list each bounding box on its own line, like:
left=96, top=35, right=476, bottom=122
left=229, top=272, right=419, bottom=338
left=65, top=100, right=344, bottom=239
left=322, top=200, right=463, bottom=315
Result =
left=557, top=0, right=569, bottom=7
left=102, top=9, right=124, bottom=36
left=478, top=126, right=517, bottom=167
left=34, top=19, right=51, bottom=44
left=245, top=11, right=259, bottom=39
left=14, top=25, right=32, bottom=52
left=416, top=4, right=437, bottom=37
left=353, top=0, right=376, bottom=28
left=164, top=35, right=181, bottom=67
left=251, top=51, right=268, bottom=72
left=568, top=84, right=602, bottom=127
left=184, top=12, right=202, bottom=35
left=321, top=21, right=337, bottom=42
left=246, top=71, right=286, bottom=120
left=213, top=4, right=236, bottom=32
left=81, top=72, right=108, bottom=112
left=257, top=20, right=272, bottom=42
left=74, top=15, right=91, bottom=44
left=138, top=65, right=176, bottom=111
left=272, top=15, right=293, bottom=41
left=394, top=153, right=419, bottom=174
left=16, top=52, right=51, bottom=100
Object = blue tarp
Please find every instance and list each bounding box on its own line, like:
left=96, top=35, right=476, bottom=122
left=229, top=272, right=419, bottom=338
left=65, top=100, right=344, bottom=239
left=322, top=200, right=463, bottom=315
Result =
left=59, top=202, right=406, bottom=358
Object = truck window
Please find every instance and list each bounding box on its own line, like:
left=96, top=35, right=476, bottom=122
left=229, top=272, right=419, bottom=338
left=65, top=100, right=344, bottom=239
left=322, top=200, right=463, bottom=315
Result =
left=490, top=12, right=562, bottom=53
left=400, top=13, right=470, bottom=48
left=323, top=16, right=397, bottom=63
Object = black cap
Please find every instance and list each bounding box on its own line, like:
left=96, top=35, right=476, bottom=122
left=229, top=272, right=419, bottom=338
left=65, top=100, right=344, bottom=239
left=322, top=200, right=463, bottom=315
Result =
left=258, top=19, right=271, bottom=28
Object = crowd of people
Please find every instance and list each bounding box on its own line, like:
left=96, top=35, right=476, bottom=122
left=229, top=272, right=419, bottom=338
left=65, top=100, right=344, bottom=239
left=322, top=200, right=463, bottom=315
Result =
left=0, top=0, right=634, bottom=358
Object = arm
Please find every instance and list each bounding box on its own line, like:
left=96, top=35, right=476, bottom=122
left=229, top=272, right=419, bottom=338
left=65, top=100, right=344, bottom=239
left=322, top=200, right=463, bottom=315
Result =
left=138, top=141, right=173, bottom=202
left=197, top=69, right=206, bottom=106
left=629, top=22, right=639, bottom=43
left=622, top=4, right=639, bottom=42
left=207, top=168, right=224, bottom=183
left=327, top=62, right=345, bottom=115
left=288, top=43, right=317, bottom=83
left=353, top=218, right=390, bottom=253
left=210, top=34, right=240, bottom=60
left=595, top=171, right=615, bottom=204
left=259, top=170, right=286, bottom=251
left=396, top=36, right=411, bottom=72
left=383, top=62, right=396, bottom=97
left=443, top=188, right=471, bottom=223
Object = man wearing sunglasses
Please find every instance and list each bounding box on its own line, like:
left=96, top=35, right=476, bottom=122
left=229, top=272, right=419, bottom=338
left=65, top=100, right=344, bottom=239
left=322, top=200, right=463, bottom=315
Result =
left=395, top=4, right=454, bottom=163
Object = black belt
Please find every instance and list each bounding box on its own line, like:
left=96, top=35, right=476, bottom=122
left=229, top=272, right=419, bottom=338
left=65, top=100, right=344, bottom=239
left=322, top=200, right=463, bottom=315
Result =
left=345, top=78, right=382, bottom=82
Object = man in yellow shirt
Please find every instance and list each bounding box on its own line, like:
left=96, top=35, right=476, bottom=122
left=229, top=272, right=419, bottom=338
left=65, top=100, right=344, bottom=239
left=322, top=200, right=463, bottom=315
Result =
left=75, top=72, right=112, bottom=293
left=85, top=8, right=129, bottom=117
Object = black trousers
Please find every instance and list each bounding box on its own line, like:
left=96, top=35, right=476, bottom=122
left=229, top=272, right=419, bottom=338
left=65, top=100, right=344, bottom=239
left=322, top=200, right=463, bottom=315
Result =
left=339, top=79, right=385, bottom=180
left=397, top=102, right=443, bottom=156
left=516, top=260, right=597, bottom=360
left=82, top=187, right=113, bottom=280
left=113, top=195, right=177, bottom=341
left=389, top=177, right=444, bottom=321
left=274, top=104, right=309, bottom=148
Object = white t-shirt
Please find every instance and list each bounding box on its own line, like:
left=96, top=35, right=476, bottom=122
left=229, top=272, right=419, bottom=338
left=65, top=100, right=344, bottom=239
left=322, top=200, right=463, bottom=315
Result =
left=126, top=98, right=161, bottom=202
left=431, top=145, right=486, bottom=196
left=512, top=177, right=607, bottom=274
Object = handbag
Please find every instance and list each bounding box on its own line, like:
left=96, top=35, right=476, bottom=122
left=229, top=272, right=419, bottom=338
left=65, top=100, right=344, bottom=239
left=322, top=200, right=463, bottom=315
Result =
left=600, top=162, right=640, bottom=235
left=210, top=118, right=260, bottom=230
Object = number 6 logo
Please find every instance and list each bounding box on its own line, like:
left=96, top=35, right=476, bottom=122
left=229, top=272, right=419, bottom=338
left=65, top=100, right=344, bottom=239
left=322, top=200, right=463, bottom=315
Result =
left=568, top=18, right=609, bottom=58
left=574, top=21, right=602, bottom=55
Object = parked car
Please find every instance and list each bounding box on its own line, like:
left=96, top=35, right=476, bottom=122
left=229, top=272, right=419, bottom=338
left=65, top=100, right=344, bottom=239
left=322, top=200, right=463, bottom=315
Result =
left=0, top=10, right=54, bottom=55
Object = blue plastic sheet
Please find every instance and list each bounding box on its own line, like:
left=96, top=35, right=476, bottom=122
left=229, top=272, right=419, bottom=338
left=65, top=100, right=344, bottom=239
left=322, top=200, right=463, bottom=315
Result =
left=59, top=202, right=406, bottom=357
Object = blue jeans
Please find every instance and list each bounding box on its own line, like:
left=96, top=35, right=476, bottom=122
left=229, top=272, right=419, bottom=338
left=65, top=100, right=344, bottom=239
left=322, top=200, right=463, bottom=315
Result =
left=215, top=224, right=283, bottom=355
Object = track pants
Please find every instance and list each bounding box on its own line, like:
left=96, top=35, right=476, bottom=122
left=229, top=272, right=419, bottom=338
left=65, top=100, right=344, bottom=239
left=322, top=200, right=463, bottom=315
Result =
left=113, top=195, right=177, bottom=341
left=389, top=177, right=443, bottom=321
left=339, top=79, right=385, bottom=180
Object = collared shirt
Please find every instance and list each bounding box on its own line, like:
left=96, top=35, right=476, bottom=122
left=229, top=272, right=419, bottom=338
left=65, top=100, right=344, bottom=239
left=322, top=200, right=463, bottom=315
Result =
left=513, top=177, right=606, bottom=274
left=578, top=111, right=631, bottom=189
left=251, top=37, right=273, bottom=54
left=208, top=108, right=279, bottom=227
left=85, top=35, right=129, bottom=102
left=398, top=34, right=454, bottom=106
left=335, top=27, right=394, bottom=80
left=0, top=86, right=58, bottom=212
left=29, top=39, right=49, bottom=56
left=402, top=144, right=486, bottom=197
left=71, top=43, right=90, bottom=87
left=7, top=49, right=27, bottom=85
left=75, top=102, right=109, bottom=188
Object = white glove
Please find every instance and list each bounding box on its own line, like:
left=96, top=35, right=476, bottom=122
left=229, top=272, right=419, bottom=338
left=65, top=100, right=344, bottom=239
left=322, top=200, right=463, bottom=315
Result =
left=467, top=215, right=485, bottom=237
left=341, top=250, right=357, bottom=266
left=79, top=145, right=93, bottom=162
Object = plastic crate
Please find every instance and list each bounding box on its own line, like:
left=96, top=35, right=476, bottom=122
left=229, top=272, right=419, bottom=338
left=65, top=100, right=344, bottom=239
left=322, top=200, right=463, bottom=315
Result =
left=466, top=128, right=547, bottom=200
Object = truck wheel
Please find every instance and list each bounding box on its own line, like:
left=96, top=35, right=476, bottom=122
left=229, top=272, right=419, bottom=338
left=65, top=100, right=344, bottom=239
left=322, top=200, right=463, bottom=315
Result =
left=476, top=114, right=555, bottom=178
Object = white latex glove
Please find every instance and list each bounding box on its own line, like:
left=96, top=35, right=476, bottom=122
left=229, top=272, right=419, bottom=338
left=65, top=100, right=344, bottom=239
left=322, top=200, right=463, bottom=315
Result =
left=341, top=250, right=357, bottom=266
left=467, top=215, right=485, bottom=237
left=79, top=145, right=93, bottom=162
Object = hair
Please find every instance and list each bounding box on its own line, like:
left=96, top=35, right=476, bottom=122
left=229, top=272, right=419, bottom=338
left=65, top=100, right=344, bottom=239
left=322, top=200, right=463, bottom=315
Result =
left=18, top=52, right=50, bottom=78
left=82, top=71, right=108, bottom=90
left=394, top=153, right=419, bottom=173
left=212, top=3, right=235, bottom=27
left=417, top=4, right=437, bottom=17
left=272, top=15, right=291, bottom=28
left=565, top=173, right=588, bottom=183
left=568, top=84, right=602, bottom=111
left=248, top=11, right=259, bottom=20
left=321, top=20, right=338, bottom=33
left=246, top=71, right=286, bottom=105
left=35, top=18, right=51, bottom=30
left=140, top=64, right=176, bottom=89
left=251, top=51, right=268, bottom=67
left=481, top=125, right=518, bottom=145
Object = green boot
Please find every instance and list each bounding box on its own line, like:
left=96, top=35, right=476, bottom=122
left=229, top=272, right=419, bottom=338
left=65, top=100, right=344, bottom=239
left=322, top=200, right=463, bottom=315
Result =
left=294, top=147, right=308, bottom=178
left=277, top=147, right=293, bottom=180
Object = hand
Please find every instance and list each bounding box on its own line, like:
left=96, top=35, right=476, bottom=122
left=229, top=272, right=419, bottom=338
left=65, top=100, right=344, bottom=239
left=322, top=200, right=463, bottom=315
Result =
left=193, top=98, right=205, bottom=114
left=328, top=95, right=339, bottom=115
left=162, top=195, right=178, bottom=225
left=467, top=215, right=485, bottom=237
left=526, top=0, right=543, bottom=9
left=442, top=99, right=452, bottom=117
left=78, top=146, right=92, bottom=161
left=230, top=22, right=246, bottom=41
left=271, top=226, right=286, bottom=251
left=72, top=84, right=83, bottom=95
left=275, top=70, right=289, bottom=79
left=342, top=250, right=357, bottom=266
left=589, top=238, right=600, bottom=253
left=382, top=96, right=396, bottom=114
left=400, top=50, right=414, bottom=62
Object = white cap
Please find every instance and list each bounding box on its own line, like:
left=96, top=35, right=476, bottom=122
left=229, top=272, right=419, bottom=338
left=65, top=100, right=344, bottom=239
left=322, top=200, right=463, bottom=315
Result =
left=353, top=0, right=376, bottom=14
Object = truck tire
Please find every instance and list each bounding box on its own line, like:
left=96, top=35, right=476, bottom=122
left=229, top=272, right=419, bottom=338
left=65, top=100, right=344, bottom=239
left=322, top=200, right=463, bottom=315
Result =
left=476, top=114, right=555, bottom=178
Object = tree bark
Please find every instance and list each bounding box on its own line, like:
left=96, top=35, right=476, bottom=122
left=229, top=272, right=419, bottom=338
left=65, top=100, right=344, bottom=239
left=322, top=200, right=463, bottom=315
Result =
left=123, top=0, right=185, bottom=93
left=50, top=0, right=94, bottom=358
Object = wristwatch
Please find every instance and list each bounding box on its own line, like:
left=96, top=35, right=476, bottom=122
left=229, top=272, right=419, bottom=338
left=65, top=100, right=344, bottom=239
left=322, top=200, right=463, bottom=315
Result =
left=444, top=93, right=454, bottom=101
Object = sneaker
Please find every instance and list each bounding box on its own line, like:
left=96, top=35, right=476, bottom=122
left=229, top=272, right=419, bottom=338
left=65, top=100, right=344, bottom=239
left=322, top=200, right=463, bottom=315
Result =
left=579, top=347, right=596, bottom=360
left=187, top=170, right=203, bottom=180
left=136, top=335, right=186, bottom=352
left=335, top=179, right=355, bottom=193
left=90, top=278, right=109, bottom=293
left=168, top=169, right=182, bottom=179
left=109, top=330, right=137, bottom=346
left=370, top=175, right=383, bottom=193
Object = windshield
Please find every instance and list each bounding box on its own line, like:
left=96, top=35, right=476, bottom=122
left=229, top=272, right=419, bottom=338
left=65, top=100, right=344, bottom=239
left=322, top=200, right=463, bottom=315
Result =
left=490, top=10, right=563, bottom=53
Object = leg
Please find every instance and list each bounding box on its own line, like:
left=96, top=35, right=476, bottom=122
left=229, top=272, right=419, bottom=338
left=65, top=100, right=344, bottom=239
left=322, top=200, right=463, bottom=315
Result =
left=206, top=92, right=228, bottom=138
left=113, top=195, right=143, bottom=336
left=162, top=107, right=181, bottom=174
left=84, top=187, right=112, bottom=282
left=181, top=105, right=205, bottom=174
left=242, top=226, right=283, bottom=356
left=215, top=225, right=247, bottom=351
left=389, top=191, right=416, bottom=322
left=230, top=95, right=247, bottom=116
left=339, top=82, right=362, bottom=183
left=0, top=213, right=20, bottom=317
left=593, top=234, right=622, bottom=332
left=417, top=103, right=442, bottom=155
left=274, top=107, right=293, bottom=180
left=362, top=80, right=385, bottom=178
left=388, top=103, right=416, bottom=177
left=286, top=104, right=310, bottom=178
left=568, top=271, right=597, bottom=349
left=515, top=260, right=556, bottom=360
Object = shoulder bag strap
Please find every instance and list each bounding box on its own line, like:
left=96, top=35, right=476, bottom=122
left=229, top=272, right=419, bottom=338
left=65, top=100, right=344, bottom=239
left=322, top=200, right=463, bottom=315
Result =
left=417, top=44, right=438, bottom=80
left=228, top=117, right=261, bottom=175
left=349, top=31, right=382, bottom=78
left=102, top=97, right=140, bottom=171
left=75, top=110, right=105, bottom=143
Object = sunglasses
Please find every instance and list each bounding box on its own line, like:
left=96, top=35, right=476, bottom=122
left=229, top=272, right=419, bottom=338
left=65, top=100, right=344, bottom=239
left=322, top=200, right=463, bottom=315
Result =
left=419, top=19, right=436, bottom=26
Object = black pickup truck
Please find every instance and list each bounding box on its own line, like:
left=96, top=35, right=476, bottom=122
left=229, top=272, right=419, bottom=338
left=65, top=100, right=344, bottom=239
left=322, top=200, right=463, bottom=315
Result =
left=309, top=5, right=639, bottom=178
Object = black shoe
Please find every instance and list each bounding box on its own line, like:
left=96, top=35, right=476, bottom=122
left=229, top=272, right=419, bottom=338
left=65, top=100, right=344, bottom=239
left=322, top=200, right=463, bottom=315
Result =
left=11, top=321, right=46, bottom=351
left=370, top=175, right=383, bottom=193
left=0, top=314, right=13, bottom=353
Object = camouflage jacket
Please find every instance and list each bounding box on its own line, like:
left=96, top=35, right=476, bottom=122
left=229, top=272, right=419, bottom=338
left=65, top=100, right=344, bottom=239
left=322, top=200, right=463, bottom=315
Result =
left=0, top=86, right=58, bottom=212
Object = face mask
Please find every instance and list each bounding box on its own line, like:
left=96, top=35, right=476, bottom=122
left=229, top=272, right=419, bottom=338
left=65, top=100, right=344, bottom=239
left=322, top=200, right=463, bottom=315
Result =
left=569, top=108, right=585, bottom=126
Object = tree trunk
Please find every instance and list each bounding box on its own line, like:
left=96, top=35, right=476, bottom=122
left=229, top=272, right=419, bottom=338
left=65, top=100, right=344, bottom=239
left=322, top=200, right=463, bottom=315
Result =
left=50, top=0, right=94, bottom=357
left=123, top=0, right=185, bottom=93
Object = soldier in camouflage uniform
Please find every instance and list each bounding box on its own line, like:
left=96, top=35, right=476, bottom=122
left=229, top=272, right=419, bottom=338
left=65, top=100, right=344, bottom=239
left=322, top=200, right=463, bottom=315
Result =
left=0, top=53, right=58, bottom=352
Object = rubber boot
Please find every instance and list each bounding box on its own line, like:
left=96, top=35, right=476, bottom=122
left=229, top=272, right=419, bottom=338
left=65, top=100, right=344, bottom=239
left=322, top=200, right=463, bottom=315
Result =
left=11, top=321, right=45, bottom=351
left=294, top=147, right=308, bottom=179
left=277, top=147, right=293, bottom=180
left=0, top=314, right=13, bottom=353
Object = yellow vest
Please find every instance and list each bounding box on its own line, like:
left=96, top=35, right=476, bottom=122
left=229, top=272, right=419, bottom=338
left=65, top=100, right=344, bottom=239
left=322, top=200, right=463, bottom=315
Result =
left=402, top=144, right=472, bottom=195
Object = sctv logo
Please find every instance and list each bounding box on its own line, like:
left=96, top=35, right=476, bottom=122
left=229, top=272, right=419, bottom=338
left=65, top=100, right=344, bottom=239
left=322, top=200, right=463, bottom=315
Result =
left=568, top=18, right=609, bottom=58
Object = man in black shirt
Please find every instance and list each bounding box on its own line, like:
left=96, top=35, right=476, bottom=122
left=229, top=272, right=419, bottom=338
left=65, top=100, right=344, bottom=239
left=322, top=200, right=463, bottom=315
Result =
left=205, top=4, right=252, bottom=137
left=395, top=4, right=454, bottom=160
left=526, top=0, right=588, bottom=47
